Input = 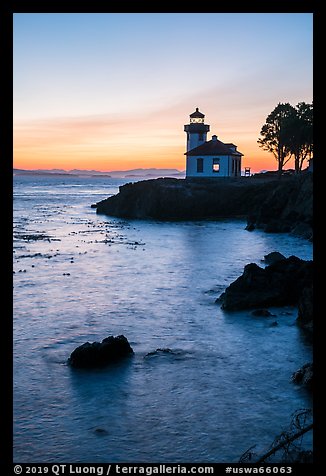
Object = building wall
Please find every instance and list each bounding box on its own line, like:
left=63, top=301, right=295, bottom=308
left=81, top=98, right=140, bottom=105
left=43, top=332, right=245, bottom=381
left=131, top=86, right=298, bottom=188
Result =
left=186, top=155, right=241, bottom=177
left=187, top=132, right=207, bottom=152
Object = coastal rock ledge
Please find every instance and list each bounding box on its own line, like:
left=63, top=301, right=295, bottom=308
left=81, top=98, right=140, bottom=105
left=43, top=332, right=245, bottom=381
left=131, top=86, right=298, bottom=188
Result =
left=94, top=174, right=312, bottom=239
left=68, top=335, right=134, bottom=368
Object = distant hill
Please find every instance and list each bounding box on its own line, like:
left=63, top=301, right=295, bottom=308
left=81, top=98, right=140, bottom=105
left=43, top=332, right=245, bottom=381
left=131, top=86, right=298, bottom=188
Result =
left=13, top=168, right=185, bottom=178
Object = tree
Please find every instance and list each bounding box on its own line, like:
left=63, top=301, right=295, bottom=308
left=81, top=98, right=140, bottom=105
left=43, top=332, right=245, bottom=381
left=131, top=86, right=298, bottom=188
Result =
left=239, top=408, right=313, bottom=463
left=258, top=103, right=296, bottom=177
left=287, top=102, right=313, bottom=173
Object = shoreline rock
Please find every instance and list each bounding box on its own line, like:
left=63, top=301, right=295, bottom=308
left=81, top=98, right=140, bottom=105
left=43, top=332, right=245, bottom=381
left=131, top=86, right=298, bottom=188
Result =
left=68, top=335, right=134, bottom=368
left=291, top=363, right=313, bottom=389
left=263, top=251, right=286, bottom=266
left=218, top=256, right=312, bottom=311
left=93, top=173, right=312, bottom=239
left=245, top=173, right=312, bottom=240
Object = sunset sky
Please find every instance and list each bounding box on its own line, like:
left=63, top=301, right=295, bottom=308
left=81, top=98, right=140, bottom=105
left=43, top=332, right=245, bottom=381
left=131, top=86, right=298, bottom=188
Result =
left=13, top=13, right=313, bottom=173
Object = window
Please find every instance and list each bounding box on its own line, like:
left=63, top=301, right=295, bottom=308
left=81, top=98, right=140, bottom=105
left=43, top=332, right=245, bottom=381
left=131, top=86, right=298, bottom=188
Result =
left=212, top=158, right=220, bottom=173
left=198, top=133, right=204, bottom=141
left=197, top=158, right=204, bottom=173
left=190, top=118, right=204, bottom=124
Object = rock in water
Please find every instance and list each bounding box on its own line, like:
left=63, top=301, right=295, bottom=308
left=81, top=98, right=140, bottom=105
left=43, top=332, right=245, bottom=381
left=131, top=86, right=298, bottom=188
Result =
left=68, top=335, right=134, bottom=368
left=144, top=348, right=175, bottom=358
left=218, top=256, right=312, bottom=311
left=292, top=363, right=313, bottom=388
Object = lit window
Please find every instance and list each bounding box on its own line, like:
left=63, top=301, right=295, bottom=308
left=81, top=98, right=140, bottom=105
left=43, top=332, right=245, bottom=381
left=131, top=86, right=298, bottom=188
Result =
left=212, top=158, right=220, bottom=173
left=197, top=158, right=204, bottom=173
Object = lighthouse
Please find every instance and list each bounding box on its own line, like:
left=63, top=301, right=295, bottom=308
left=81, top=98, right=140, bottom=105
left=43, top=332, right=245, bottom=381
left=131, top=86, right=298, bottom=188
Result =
left=184, top=107, right=210, bottom=152
left=184, top=108, right=243, bottom=178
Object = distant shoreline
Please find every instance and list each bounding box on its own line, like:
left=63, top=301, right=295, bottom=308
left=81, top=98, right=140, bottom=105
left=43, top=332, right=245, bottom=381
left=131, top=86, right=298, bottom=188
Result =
left=13, top=171, right=111, bottom=178
left=13, top=167, right=185, bottom=179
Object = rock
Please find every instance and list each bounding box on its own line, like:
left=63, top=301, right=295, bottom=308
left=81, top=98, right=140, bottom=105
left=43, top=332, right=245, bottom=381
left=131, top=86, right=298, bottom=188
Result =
left=218, top=256, right=312, bottom=311
left=251, top=309, right=273, bottom=317
left=245, top=173, right=312, bottom=238
left=263, top=251, right=286, bottom=266
left=291, top=363, right=313, bottom=388
left=245, top=222, right=255, bottom=231
left=95, top=177, right=273, bottom=220
left=94, top=428, right=108, bottom=435
left=68, top=335, right=134, bottom=368
left=93, top=174, right=312, bottom=241
left=144, top=348, right=175, bottom=358
left=291, top=222, right=313, bottom=241
left=270, top=321, right=278, bottom=327
left=297, top=286, right=313, bottom=330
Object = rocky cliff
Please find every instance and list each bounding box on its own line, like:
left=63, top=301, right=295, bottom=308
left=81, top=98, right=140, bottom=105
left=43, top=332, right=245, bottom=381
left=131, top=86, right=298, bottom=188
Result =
left=94, top=173, right=312, bottom=239
left=246, top=172, right=313, bottom=239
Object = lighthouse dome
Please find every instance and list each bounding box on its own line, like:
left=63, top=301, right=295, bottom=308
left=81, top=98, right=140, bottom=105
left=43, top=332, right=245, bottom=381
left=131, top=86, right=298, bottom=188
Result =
left=189, top=107, right=205, bottom=119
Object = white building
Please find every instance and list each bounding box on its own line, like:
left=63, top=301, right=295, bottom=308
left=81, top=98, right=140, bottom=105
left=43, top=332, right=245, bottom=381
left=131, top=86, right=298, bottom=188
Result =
left=184, top=108, right=243, bottom=178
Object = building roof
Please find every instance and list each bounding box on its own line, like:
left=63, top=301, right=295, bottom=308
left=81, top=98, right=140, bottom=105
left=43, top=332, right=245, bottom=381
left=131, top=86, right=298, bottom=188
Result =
left=185, top=138, right=243, bottom=156
left=189, top=107, right=205, bottom=118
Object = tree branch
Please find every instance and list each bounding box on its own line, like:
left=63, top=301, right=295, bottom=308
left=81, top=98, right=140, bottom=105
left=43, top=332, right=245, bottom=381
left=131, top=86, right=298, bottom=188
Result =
left=255, top=423, right=313, bottom=463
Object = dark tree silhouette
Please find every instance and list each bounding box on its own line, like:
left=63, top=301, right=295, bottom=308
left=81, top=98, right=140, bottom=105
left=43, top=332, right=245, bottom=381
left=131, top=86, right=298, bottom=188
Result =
left=257, top=102, right=296, bottom=177
left=287, top=102, right=313, bottom=173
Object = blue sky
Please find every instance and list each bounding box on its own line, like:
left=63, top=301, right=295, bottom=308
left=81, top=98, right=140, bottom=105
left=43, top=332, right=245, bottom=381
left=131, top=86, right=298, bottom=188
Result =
left=13, top=13, right=313, bottom=171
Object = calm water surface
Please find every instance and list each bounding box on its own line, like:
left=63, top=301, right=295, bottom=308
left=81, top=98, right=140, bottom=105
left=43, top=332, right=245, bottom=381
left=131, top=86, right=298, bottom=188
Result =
left=13, top=175, right=313, bottom=463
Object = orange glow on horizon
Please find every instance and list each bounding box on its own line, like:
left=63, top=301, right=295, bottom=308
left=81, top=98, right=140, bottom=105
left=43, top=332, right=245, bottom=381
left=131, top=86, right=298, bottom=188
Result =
left=14, top=143, right=297, bottom=175
left=13, top=113, right=300, bottom=174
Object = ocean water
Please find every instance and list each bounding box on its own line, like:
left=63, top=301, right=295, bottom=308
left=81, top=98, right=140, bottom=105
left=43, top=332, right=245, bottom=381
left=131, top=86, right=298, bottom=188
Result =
left=13, top=175, right=313, bottom=463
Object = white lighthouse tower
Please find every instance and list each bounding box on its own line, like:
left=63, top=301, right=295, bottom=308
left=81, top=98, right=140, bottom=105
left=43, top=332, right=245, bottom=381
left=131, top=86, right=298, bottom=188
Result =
left=184, top=107, right=210, bottom=152
left=184, top=107, right=243, bottom=177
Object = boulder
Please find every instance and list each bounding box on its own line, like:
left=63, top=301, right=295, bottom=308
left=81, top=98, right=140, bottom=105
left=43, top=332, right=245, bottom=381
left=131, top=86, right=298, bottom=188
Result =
left=218, top=256, right=312, bottom=311
left=291, top=363, right=313, bottom=388
left=263, top=251, right=286, bottom=266
left=145, top=348, right=174, bottom=357
left=68, top=335, right=134, bottom=368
